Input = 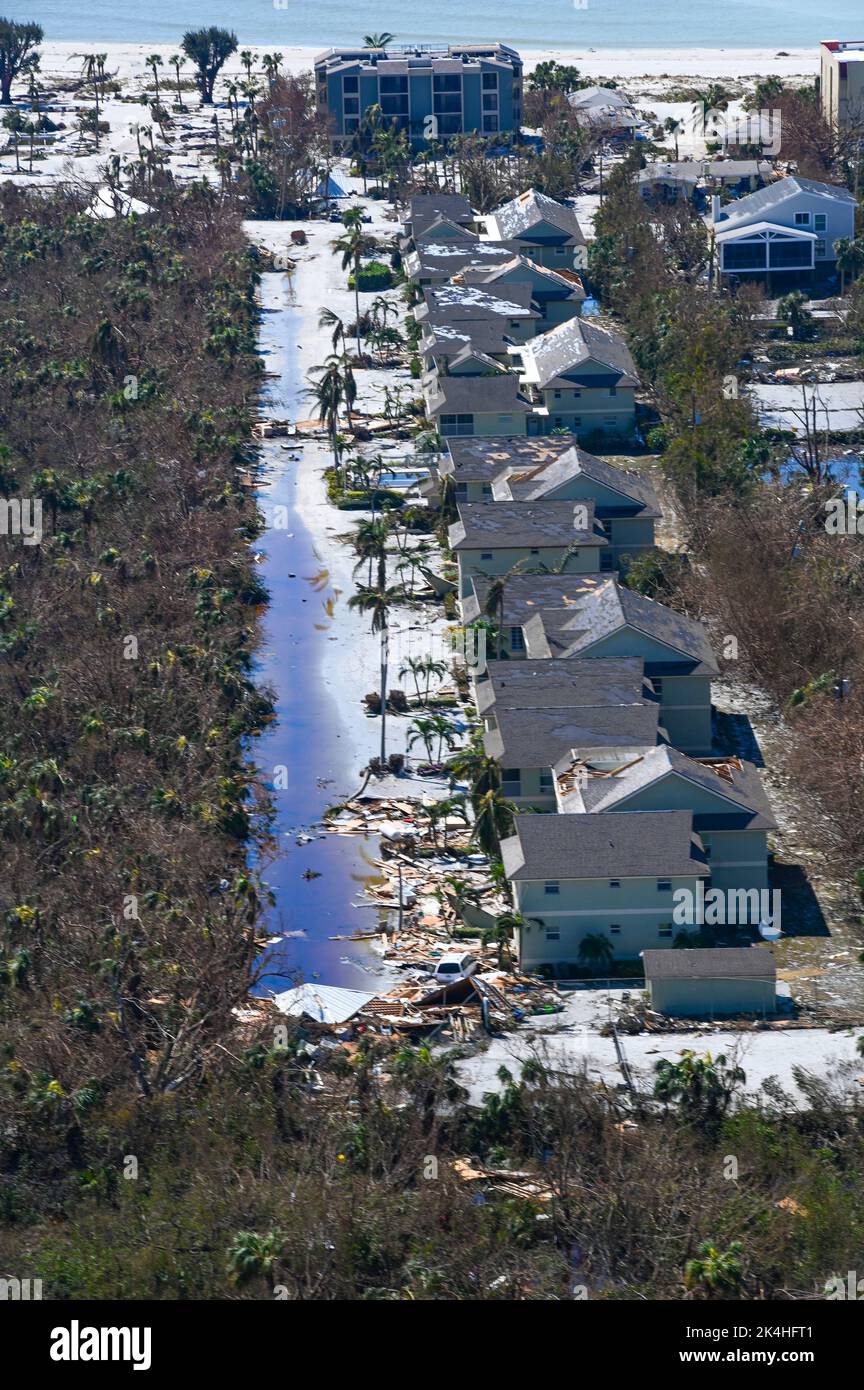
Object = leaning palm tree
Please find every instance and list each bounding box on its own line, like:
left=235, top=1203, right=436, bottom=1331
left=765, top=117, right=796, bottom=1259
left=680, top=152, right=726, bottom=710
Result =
left=348, top=584, right=404, bottom=763
left=448, top=730, right=500, bottom=802
left=306, top=356, right=349, bottom=480
left=471, top=788, right=517, bottom=858
left=318, top=306, right=347, bottom=355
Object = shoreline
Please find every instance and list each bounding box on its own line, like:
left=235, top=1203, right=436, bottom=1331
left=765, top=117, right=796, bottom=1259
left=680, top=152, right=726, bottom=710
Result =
left=33, top=41, right=819, bottom=85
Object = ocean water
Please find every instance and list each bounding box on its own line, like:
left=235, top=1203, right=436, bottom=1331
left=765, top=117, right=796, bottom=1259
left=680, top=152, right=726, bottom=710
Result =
left=6, top=0, right=863, bottom=52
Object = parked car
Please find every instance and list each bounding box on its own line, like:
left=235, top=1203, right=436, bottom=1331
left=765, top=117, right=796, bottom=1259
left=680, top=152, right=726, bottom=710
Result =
left=430, top=952, right=480, bottom=985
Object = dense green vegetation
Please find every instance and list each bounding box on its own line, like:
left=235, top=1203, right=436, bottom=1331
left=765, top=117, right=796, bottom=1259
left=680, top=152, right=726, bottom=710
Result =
left=0, top=184, right=272, bottom=1119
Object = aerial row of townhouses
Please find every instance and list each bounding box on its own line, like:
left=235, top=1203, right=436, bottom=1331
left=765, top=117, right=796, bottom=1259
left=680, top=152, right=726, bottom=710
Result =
left=403, top=186, right=782, bottom=1012
left=318, top=39, right=858, bottom=290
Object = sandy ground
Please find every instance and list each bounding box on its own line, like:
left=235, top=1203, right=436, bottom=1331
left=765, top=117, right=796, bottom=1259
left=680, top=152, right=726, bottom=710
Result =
left=455, top=989, right=864, bottom=1105
left=30, top=42, right=819, bottom=85
left=3, top=41, right=808, bottom=189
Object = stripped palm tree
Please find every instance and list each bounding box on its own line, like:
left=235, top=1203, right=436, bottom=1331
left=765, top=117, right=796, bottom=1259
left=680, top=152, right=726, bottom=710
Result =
left=348, top=584, right=404, bottom=763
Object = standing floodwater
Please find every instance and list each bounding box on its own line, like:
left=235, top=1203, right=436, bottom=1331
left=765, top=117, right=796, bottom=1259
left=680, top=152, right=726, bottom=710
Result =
left=251, top=261, right=392, bottom=993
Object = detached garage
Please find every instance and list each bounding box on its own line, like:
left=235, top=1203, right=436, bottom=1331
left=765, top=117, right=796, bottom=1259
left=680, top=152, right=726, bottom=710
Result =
left=642, top=947, right=776, bottom=1019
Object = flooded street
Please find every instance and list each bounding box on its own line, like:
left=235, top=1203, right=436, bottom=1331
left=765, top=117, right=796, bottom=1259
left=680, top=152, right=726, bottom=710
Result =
left=250, top=253, right=394, bottom=994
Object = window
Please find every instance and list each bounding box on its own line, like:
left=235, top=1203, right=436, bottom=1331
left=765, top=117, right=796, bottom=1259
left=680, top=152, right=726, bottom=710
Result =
left=609, top=924, right=621, bottom=935
left=502, top=768, right=521, bottom=794
left=530, top=547, right=540, bottom=554
left=344, top=96, right=360, bottom=115
left=544, top=881, right=560, bottom=895
left=814, top=213, right=827, bottom=231
left=600, top=552, right=614, bottom=571
left=653, top=678, right=663, bottom=696
left=539, top=770, right=554, bottom=794
left=545, top=926, right=560, bottom=941
left=609, top=879, right=620, bottom=888
left=482, top=114, right=500, bottom=133
left=481, top=483, right=493, bottom=499
left=657, top=879, right=671, bottom=892
left=482, top=92, right=498, bottom=112
left=482, top=72, right=499, bottom=89
left=509, top=320, right=522, bottom=329
left=510, top=626, right=525, bottom=651
left=344, top=117, right=359, bottom=133
left=553, top=389, right=562, bottom=400
left=658, top=923, right=673, bottom=938
left=553, top=417, right=563, bottom=428
left=480, top=551, right=493, bottom=560
left=816, top=239, right=827, bottom=257
left=455, top=483, right=468, bottom=502
left=794, top=210, right=811, bottom=225
left=440, top=413, right=474, bottom=436
left=342, top=75, right=359, bottom=93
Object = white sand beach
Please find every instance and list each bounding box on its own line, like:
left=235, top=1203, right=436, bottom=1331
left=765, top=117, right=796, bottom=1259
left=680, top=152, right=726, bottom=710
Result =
left=32, top=41, right=819, bottom=89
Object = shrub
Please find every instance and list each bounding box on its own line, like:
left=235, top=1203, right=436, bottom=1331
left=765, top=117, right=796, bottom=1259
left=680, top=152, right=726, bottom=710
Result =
left=349, top=261, right=393, bottom=292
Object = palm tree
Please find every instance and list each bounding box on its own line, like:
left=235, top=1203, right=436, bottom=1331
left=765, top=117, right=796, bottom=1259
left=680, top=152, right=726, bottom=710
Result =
left=422, top=655, right=447, bottom=704
left=227, top=1231, right=283, bottom=1290
left=146, top=53, right=163, bottom=103
left=482, top=911, right=523, bottom=969
left=262, top=53, right=282, bottom=89
left=348, top=585, right=404, bottom=762
left=471, top=787, right=517, bottom=857
left=181, top=26, right=238, bottom=106
left=577, top=932, right=614, bottom=976
left=483, top=575, right=507, bottom=660
left=332, top=213, right=372, bottom=359
left=425, top=712, right=457, bottom=763
left=352, top=516, right=388, bottom=588
left=364, top=32, right=395, bottom=49
left=654, top=1050, right=746, bottom=1130
left=240, top=48, right=254, bottom=81
left=318, top=307, right=347, bottom=355
left=407, top=715, right=436, bottom=763
left=448, top=730, right=500, bottom=802
left=399, top=654, right=427, bottom=705
left=2, top=108, right=24, bottom=170
left=835, top=235, right=864, bottom=295
left=307, top=355, right=355, bottom=477
left=168, top=53, right=186, bottom=111
left=683, top=1241, right=744, bottom=1300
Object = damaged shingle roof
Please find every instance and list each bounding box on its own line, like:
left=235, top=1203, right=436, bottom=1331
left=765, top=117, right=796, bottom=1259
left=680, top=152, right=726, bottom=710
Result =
left=522, top=577, right=718, bottom=675
left=476, top=656, right=647, bottom=712
left=449, top=500, right=606, bottom=551
left=485, top=189, right=586, bottom=246
left=520, top=316, right=639, bottom=388
left=485, top=699, right=663, bottom=766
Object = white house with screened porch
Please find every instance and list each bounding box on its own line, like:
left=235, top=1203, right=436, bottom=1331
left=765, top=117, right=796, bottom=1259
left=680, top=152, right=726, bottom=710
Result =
left=713, top=175, right=856, bottom=284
